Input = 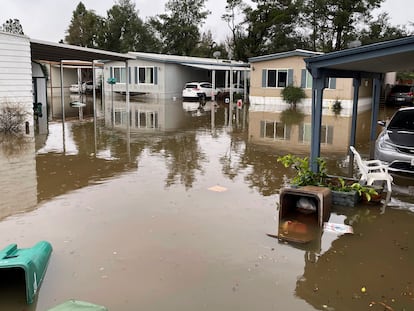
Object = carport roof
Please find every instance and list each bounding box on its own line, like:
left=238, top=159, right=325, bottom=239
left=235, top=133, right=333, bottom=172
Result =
left=30, top=38, right=135, bottom=63
left=305, top=35, right=414, bottom=75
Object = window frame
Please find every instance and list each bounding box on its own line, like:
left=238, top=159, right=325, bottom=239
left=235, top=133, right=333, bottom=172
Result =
left=262, top=68, right=293, bottom=89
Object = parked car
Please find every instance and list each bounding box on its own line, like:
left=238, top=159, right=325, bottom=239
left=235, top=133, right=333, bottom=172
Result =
left=83, top=81, right=101, bottom=93
left=69, top=81, right=99, bottom=94
left=222, top=83, right=245, bottom=95
left=375, top=107, right=414, bottom=173
left=386, top=84, right=414, bottom=105
left=69, top=83, right=85, bottom=93
left=182, top=82, right=221, bottom=100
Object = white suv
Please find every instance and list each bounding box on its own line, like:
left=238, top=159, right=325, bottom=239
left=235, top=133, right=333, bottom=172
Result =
left=182, top=82, right=221, bottom=100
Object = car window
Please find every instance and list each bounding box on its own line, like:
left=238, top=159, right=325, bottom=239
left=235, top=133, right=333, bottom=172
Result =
left=200, top=83, right=212, bottom=88
left=388, top=110, right=414, bottom=130
left=185, top=84, right=198, bottom=88
left=391, top=85, right=411, bottom=93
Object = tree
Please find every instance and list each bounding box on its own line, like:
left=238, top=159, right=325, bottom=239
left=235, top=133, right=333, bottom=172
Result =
left=222, top=0, right=247, bottom=60
left=1, top=19, right=24, bottom=35
left=101, top=0, right=160, bottom=53
left=243, top=0, right=305, bottom=58
left=302, top=0, right=384, bottom=51
left=65, top=2, right=104, bottom=48
left=191, top=30, right=228, bottom=58
left=357, top=12, right=410, bottom=45
left=150, top=0, right=210, bottom=56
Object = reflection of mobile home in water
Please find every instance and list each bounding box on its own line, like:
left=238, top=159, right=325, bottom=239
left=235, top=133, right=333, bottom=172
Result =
left=103, top=97, right=185, bottom=131
left=248, top=105, right=372, bottom=153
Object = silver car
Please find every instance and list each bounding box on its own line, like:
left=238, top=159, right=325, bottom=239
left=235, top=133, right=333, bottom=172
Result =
left=375, top=107, right=414, bottom=172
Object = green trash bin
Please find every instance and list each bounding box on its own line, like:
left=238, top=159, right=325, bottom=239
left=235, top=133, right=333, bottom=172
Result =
left=48, top=300, right=108, bottom=311
left=0, top=241, right=52, bottom=304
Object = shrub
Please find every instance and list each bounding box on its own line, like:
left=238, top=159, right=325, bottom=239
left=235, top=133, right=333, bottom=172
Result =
left=281, top=85, right=306, bottom=107
left=0, top=104, right=29, bottom=134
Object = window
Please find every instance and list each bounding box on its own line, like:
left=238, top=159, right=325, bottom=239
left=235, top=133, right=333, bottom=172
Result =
left=301, top=69, right=313, bottom=89
left=260, top=121, right=290, bottom=140
left=138, top=67, right=154, bottom=84
left=113, top=67, right=126, bottom=83
left=262, top=69, right=292, bottom=88
left=135, top=111, right=158, bottom=129
left=300, top=69, right=336, bottom=89
left=299, top=123, right=333, bottom=144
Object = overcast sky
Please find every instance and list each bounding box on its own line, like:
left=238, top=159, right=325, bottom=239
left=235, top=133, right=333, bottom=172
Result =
left=0, top=0, right=412, bottom=44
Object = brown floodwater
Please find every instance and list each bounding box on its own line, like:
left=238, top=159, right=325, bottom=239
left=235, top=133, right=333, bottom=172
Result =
left=0, top=95, right=413, bottom=311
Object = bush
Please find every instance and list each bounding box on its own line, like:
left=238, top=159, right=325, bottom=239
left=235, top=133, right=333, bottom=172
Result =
left=0, top=104, right=29, bottom=134
left=281, top=85, right=306, bottom=106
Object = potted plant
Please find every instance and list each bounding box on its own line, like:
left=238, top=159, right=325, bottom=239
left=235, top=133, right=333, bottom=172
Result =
left=327, top=177, right=378, bottom=206
left=277, top=154, right=327, bottom=187
left=278, top=155, right=378, bottom=207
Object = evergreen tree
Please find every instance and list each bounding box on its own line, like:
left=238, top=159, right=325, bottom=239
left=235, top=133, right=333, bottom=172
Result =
left=358, top=12, right=410, bottom=45
left=302, top=0, right=384, bottom=51
left=65, top=2, right=103, bottom=48
left=243, top=0, right=305, bottom=57
left=150, top=0, right=210, bottom=56
left=102, top=0, right=160, bottom=53
left=2, top=19, right=24, bottom=35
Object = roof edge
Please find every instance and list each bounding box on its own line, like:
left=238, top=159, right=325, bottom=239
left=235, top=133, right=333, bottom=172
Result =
left=248, top=49, right=323, bottom=63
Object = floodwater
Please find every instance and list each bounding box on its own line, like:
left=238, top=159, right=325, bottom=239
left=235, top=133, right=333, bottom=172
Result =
left=0, top=94, right=413, bottom=311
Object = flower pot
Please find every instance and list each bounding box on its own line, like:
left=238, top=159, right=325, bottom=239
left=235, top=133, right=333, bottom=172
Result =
left=331, top=190, right=359, bottom=207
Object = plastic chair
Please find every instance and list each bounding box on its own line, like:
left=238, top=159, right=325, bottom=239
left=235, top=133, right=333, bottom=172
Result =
left=349, top=146, right=393, bottom=202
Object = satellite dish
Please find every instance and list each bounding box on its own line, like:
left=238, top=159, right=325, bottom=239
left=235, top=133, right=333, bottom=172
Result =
left=213, top=51, right=221, bottom=59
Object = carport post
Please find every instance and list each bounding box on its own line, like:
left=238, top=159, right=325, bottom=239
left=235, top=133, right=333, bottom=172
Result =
left=211, top=69, right=216, bottom=128
left=243, top=70, right=247, bottom=102
left=310, top=77, right=325, bottom=172
left=211, top=69, right=216, bottom=101
left=125, top=60, right=131, bottom=159
left=370, top=77, right=382, bottom=141
left=93, top=60, right=97, bottom=155
left=60, top=61, right=65, bottom=122
left=369, top=76, right=382, bottom=158
left=350, top=78, right=361, bottom=147
left=228, top=66, right=234, bottom=126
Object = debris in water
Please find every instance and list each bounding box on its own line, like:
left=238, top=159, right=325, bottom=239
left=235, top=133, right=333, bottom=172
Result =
left=208, top=185, right=228, bottom=192
left=324, top=222, right=354, bottom=234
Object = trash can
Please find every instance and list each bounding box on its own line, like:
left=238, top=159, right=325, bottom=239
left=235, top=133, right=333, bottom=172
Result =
left=278, top=186, right=331, bottom=243
left=48, top=300, right=108, bottom=311
left=0, top=241, right=52, bottom=304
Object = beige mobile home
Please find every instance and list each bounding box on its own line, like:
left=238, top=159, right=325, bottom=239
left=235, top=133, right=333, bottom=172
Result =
left=248, top=49, right=373, bottom=114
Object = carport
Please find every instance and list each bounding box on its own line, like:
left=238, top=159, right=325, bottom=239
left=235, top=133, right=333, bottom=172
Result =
left=305, top=36, right=414, bottom=171
left=30, top=38, right=135, bottom=124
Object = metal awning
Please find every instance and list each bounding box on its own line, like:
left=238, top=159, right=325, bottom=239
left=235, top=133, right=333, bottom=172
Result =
left=304, top=35, right=414, bottom=171
left=305, top=36, right=414, bottom=76
left=182, top=63, right=250, bottom=71
left=30, top=38, right=135, bottom=63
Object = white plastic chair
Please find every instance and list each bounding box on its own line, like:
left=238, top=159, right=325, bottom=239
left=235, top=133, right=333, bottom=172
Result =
left=349, top=146, right=393, bottom=202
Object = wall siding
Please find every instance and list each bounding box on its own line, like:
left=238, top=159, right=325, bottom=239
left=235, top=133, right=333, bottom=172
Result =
left=0, top=31, right=33, bottom=132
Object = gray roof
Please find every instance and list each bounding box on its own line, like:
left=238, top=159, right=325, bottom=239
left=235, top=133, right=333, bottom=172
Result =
left=129, top=52, right=249, bottom=68
left=30, top=39, right=135, bottom=63
left=248, top=49, right=323, bottom=63
left=305, top=36, right=414, bottom=74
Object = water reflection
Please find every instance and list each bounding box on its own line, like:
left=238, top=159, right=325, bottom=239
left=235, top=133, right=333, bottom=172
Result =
left=248, top=104, right=371, bottom=154
left=0, top=97, right=413, bottom=311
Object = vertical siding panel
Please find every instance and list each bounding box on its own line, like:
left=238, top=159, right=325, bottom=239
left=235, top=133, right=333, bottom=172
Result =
left=0, top=33, right=33, bottom=131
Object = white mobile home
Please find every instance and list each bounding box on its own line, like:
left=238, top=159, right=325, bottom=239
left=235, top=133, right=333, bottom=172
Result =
left=0, top=31, right=33, bottom=134
left=104, top=52, right=250, bottom=100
